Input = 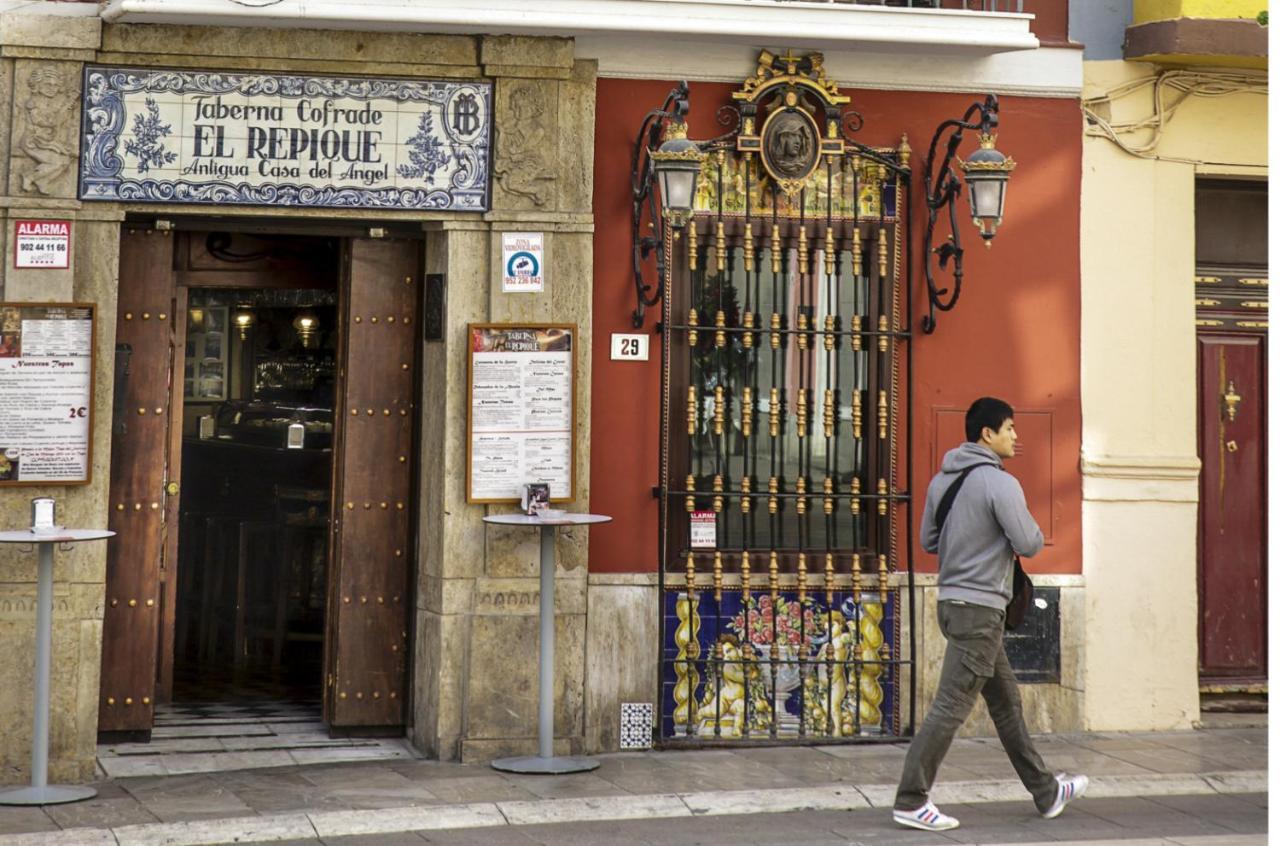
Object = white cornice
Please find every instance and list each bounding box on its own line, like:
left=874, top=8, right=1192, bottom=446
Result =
left=101, top=0, right=1038, bottom=54
left=581, top=38, right=1083, bottom=98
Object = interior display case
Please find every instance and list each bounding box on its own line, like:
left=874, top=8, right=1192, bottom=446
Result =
left=209, top=401, right=334, bottom=450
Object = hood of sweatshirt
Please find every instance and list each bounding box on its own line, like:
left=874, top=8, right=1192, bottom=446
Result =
left=940, top=441, right=1004, bottom=474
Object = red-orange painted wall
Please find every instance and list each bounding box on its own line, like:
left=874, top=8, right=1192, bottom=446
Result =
left=588, top=78, right=1082, bottom=577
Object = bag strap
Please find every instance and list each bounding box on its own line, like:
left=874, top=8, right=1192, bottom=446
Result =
left=934, top=464, right=983, bottom=530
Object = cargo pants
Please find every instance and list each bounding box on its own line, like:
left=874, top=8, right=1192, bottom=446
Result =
left=894, top=600, right=1059, bottom=813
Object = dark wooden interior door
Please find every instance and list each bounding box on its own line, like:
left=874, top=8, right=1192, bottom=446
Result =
left=324, top=238, right=419, bottom=729
left=100, top=227, right=181, bottom=735
left=1196, top=331, right=1267, bottom=685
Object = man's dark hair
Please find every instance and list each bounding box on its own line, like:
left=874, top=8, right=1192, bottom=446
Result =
left=965, top=397, right=1014, bottom=442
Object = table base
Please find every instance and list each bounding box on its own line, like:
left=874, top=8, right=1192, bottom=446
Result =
left=491, top=755, right=600, bottom=775
left=0, top=784, right=97, bottom=805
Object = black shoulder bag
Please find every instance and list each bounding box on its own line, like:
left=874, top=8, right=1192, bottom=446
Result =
left=934, top=465, right=1034, bottom=631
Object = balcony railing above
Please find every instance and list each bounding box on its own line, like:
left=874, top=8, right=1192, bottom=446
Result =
left=101, top=0, right=1039, bottom=55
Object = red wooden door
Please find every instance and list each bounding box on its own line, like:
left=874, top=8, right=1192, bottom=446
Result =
left=100, top=227, right=182, bottom=735
left=324, top=238, right=419, bottom=728
left=1196, top=332, right=1267, bottom=684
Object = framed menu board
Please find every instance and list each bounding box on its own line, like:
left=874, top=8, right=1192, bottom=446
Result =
left=0, top=303, right=95, bottom=485
left=467, top=323, right=575, bottom=503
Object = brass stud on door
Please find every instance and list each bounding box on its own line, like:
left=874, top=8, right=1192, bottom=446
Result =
left=356, top=691, right=364, bottom=700
left=158, top=314, right=167, bottom=321
left=402, top=317, right=410, bottom=325
left=142, top=313, right=150, bottom=320
left=154, top=408, right=163, bottom=415
left=383, top=409, right=390, bottom=416
left=343, top=596, right=351, bottom=603
left=109, top=599, right=118, bottom=607
left=367, top=409, right=375, bottom=416
left=124, top=697, right=133, bottom=705
left=124, top=313, right=133, bottom=321
left=339, top=692, right=348, bottom=699
left=401, top=364, right=409, bottom=371
left=145, top=599, right=154, bottom=607
left=106, top=697, right=115, bottom=705
left=134, top=503, right=142, bottom=511
left=360, top=596, right=367, bottom=604
left=137, top=408, right=146, bottom=415
left=355, top=316, right=362, bottom=324
left=364, top=502, right=372, bottom=509
left=380, top=502, right=388, bottom=509
left=371, top=317, right=379, bottom=324
left=351, top=408, right=358, bottom=415
left=389, top=692, right=397, bottom=699
left=116, top=504, right=124, bottom=511
left=128, top=599, right=137, bottom=607
left=142, top=696, right=151, bottom=704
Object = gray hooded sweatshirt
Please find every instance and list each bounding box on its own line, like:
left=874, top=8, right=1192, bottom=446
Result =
left=920, top=442, right=1043, bottom=611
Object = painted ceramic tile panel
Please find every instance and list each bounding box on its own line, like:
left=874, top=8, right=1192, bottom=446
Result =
left=662, top=589, right=897, bottom=740
left=79, top=66, right=491, bottom=211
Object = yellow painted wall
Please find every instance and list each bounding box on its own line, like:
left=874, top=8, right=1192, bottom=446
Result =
left=1134, top=0, right=1268, bottom=23
left=1079, top=59, right=1266, bottom=730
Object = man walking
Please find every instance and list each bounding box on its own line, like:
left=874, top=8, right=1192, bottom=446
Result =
left=893, top=397, right=1087, bottom=832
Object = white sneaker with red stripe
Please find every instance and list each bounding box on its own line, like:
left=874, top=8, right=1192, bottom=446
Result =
left=1042, top=773, right=1089, bottom=819
left=892, top=800, right=959, bottom=831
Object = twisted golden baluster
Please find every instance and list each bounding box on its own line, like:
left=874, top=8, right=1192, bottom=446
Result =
left=824, top=314, right=835, bottom=352
left=877, top=478, right=888, bottom=516
left=858, top=593, right=884, bottom=731
left=852, top=390, right=862, bottom=438
left=687, top=386, right=697, bottom=436
left=742, top=311, right=755, bottom=349
left=771, top=223, right=781, bottom=275
left=878, top=314, right=888, bottom=353
left=850, top=314, right=862, bottom=352
left=795, top=476, right=807, bottom=515
left=823, top=476, right=834, bottom=515
left=672, top=594, right=702, bottom=728
left=852, top=227, right=862, bottom=277
left=686, top=474, right=696, bottom=513
left=768, top=475, right=779, bottom=514
left=714, top=386, right=724, bottom=436
left=769, top=388, right=780, bottom=437
left=689, top=221, right=699, bottom=271
left=796, top=388, right=807, bottom=438
left=850, top=477, right=861, bottom=515
left=741, top=549, right=751, bottom=601
left=878, top=226, right=888, bottom=279
left=797, top=311, right=809, bottom=351
left=823, top=389, right=834, bottom=439
left=824, top=552, right=835, bottom=604
left=798, top=226, right=809, bottom=277
left=688, top=308, right=699, bottom=347
left=742, top=386, right=753, bottom=437
left=715, top=310, right=726, bottom=349
left=716, top=220, right=727, bottom=274
left=770, top=312, right=781, bottom=350
left=713, top=474, right=724, bottom=513
left=740, top=475, right=751, bottom=513
left=878, top=389, right=887, bottom=440
left=824, top=226, right=835, bottom=277
left=713, top=550, right=723, bottom=602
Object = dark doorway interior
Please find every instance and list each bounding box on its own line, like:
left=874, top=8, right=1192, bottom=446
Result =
left=172, top=235, right=341, bottom=706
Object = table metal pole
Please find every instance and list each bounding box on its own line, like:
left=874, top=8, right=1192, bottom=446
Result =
left=538, top=525, right=555, bottom=759
left=31, top=541, right=53, bottom=790
left=0, top=539, right=96, bottom=805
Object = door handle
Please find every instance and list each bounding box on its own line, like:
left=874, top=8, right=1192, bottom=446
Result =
left=165, top=481, right=179, bottom=496
left=1222, top=380, right=1242, bottom=422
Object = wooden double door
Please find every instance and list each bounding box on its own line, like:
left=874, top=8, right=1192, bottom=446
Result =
left=98, top=225, right=421, bottom=737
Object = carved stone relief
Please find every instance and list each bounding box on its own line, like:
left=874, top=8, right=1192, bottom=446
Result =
left=492, top=80, right=557, bottom=210
left=10, top=61, right=80, bottom=198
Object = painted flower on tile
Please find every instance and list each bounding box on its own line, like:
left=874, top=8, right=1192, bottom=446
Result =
left=397, top=111, right=451, bottom=183
left=731, top=596, right=823, bottom=646
left=124, top=98, right=177, bottom=174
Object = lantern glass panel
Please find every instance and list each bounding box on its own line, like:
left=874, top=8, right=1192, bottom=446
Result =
left=659, top=167, right=697, bottom=215
left=967, top=176, right=1005, bottom=222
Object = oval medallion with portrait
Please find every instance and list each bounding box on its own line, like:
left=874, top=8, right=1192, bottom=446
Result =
left=760, top=106, right=821, bottom=193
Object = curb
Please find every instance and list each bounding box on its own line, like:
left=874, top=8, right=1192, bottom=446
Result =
left=0, top=769, right=1265, bottom=846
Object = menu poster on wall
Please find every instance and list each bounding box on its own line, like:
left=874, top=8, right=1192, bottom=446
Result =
left=467, top=324, right=575, bottom=503
left=0, top=304, right=95, bottom=485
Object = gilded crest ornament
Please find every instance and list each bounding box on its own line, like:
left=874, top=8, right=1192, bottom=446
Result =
left=733, top=51, right=849, bottom=199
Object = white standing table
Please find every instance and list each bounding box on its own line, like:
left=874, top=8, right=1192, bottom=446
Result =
left=481, top=512, right=610, bottom=774
left=0, top=528, right=114, bottom=806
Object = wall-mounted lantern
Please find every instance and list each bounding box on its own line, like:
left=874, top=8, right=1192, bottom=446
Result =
left=922, top=94, right=1016, bottom=333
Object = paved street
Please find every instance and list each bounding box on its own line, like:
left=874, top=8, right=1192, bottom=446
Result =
left=0, top=725, right=1266, bottom=845
left=205, top=793, right=1269, bottom=845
